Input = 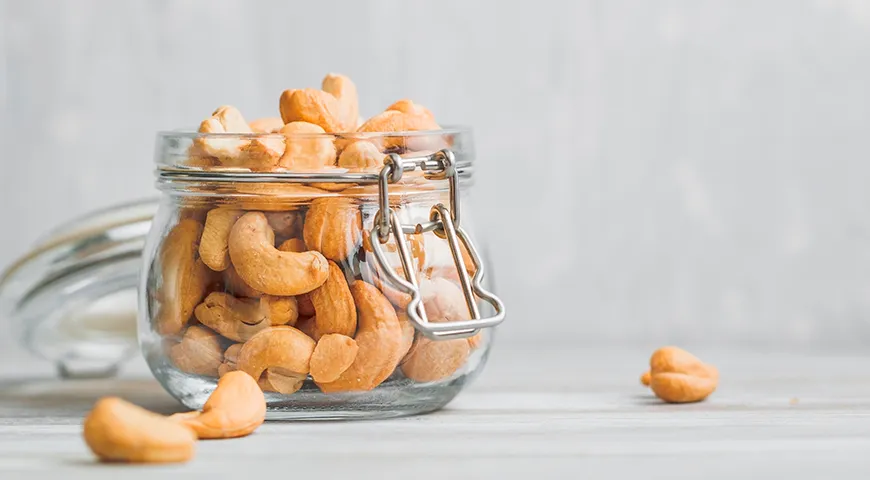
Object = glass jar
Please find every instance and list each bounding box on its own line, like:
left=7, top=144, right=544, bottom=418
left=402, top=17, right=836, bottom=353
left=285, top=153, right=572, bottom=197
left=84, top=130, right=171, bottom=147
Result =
left=141, top=128, right=506, bottom=419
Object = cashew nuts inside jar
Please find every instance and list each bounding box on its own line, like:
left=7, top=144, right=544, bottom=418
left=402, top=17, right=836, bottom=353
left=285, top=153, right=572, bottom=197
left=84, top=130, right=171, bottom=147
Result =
left=142, top=91, right=505, bottom=420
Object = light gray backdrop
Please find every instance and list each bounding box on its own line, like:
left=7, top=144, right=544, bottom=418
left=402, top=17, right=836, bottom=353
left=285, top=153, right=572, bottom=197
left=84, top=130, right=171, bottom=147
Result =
left=2, top=0, right=870, bottom=351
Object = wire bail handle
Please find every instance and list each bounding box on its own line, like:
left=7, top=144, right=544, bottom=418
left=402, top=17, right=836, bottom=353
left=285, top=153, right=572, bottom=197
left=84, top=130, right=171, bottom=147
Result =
left=369, top=149, right=506, bottom=341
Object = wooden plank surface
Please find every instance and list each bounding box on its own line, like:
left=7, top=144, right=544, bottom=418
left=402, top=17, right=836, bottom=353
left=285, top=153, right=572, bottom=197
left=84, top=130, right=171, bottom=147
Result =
left=1, top=346, right=869, bottom=478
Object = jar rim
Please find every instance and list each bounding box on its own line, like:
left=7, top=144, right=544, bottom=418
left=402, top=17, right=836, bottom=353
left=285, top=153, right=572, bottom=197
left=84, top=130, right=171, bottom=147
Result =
left=156, top=124, right=472, bottom=139
left=153, top=126, right=476, bottom=186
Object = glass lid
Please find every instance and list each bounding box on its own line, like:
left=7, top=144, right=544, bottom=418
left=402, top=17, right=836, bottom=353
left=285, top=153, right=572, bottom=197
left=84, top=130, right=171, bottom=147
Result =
left=0, top=199, right=158, bottom=378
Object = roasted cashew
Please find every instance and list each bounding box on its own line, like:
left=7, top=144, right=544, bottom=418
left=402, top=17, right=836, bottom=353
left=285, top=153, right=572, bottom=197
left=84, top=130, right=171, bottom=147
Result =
left=267, top=211, right=303, bottom=240
left=357, top=109, right=441, bottom=151
left=261, top=295, right=299, bottom=326
left=237, top=326, right=316, bottom=395
left=249, top=117, right=285, bottom=133
left=257, top=369, right=307, bottom=394
left=279, top=88, right=352, bottom=133
left=396, top=311, right=416, bottom=361
left=84, top=397, right=196, bottom=464
left=169, top=371, right=266, bottom=439
left=169, top=325, right=224, bottom=377
left=303, top=197, right=362, bottom=261
left=228, top=212, right=329, bottom=295
left=321, top=73, right=359, bottom=134
left=357, top=109, right=440, bottom=133
left=400, top=337, right=470, bottom=383
left=337, top=140, right=382, bottom=170
left=466, top=332, right=484, bottom=350
left=199, top=208, right=243, bottom=272
left=386, top=99, right=436, bottom=121
left=644, top=347, right=719, bottom=403
left=223, top=264, right=263, bottom=298
left=295, top=315, right=316, bottom=339
left=233, top=183, right=329, bottom=211
left=421, top=277, right=471, bottom=322
left=194, top=105, right=252, bottom=160
left=399, top=278, right=472, bottom=382
left=309, top=334, right=358, bottom=383
left=309, top=260, right=357, bottom=339
left=278, top=237, right=307, bottom=253
left=278, top=121, right=337, bottom=170
left=275, top=239, right=318, bottom=318
left=194, top=292, right=297, bottom=342
left=218, top=343, right=297, bottom=393
left=316, top=281, right=405, bottom=393
left=236, top=135, right=286, bottom=171
left=362, top=229, right=427, bottom=270
left=218, top=343, right=242, bottom=378
left=155, top=219, right=213, bottom=336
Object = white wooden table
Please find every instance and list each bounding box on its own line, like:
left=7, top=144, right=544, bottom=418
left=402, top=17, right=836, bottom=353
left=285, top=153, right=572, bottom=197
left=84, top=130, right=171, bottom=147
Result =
left=1, top=345, right=869, bottom=478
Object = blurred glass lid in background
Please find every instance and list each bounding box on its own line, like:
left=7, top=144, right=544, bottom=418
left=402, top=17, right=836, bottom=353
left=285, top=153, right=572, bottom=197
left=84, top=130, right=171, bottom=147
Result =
left=0, top=199, right=157, bottom=378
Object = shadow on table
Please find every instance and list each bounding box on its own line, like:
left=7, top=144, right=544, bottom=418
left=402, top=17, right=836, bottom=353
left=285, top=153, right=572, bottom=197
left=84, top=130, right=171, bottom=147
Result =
left=0, top=377, right=187, bottom=417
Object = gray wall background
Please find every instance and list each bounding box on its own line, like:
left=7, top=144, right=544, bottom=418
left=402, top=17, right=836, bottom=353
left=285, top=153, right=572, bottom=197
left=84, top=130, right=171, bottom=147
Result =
left=2, top=0, right=870, bottom=351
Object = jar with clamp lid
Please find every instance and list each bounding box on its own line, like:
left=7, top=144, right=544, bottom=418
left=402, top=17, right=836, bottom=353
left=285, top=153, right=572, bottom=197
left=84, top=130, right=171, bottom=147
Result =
left=142, top=127, right=506, bottom=419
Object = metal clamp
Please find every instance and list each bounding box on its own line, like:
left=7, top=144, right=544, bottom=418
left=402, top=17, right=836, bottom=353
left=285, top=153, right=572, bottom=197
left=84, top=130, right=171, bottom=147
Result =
left=369, top=149, right=506, bottom=341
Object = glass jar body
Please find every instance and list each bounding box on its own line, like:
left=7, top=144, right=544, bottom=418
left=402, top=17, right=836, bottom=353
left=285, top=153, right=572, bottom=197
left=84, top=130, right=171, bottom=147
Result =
left=138, top=182, right=495, bottom=420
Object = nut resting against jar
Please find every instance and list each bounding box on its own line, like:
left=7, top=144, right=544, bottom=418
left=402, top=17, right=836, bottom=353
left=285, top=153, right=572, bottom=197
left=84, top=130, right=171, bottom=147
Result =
left=142, top=72, right=506, bottom=420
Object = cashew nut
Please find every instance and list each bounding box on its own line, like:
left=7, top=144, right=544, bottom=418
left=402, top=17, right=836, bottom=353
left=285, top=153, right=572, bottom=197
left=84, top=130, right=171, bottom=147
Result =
left=399, top=278, right=471, bottom=382
left=155, top=219, right=213, bottom=336
left=297, top=294, right=315, bottom=317
left=421, top=277, right=471, bottom=322
left=261, top=294, right=299, bottom=326
left=303, top=197, right=362, bottom=261
left=401, top=337, right=470, bottom=383
left=309, top=260, right=357, bottom=339
left=235, top=135, right=286, bottom=171
left=640, top=371, right=651, bottom=386
left=218, top=343, right=242, bottom=378
left=257, top=369, right=307, bottom=394
left=396, top=311, right=416, bottom=360
left=277, top=239, right=317, bottom=319
left=267, top=211, right=303, bottom=241
left=219, top=343, right=299, bottom=393
left=279, top=88, right=352, bottom=133
left=321, top=73, right=359, bottom=133
left=169, top=325, right=224, bottom=377
left=237, top=326, right=316, bottom=395
left=357, top=109, right=440, bottom=133
left=83, top=397, right=196, bottom=463
left=644, top=346, right=719, bottom=403
left=316, top=281, right=405, bottom=393
left=278, top=237, right=307, bottom=253
left=362, top=230, right=426, bottom=269
left=278, top=121, right=337, bottom=170
left=228, top=212, right=329, bottom=295
left=223, top=264, right=263, bottom=298
left=359, top=104, right=446, bottom=153
left=295, top=315, right=317, bottom=339
left=199, top=208, right=243, bottom=272
left=169, top=371, right=266, bottom=439
left=194, top=292, right=297, bottom=342
left=337, top=140, right=382, bottom=170
left=466, top=332, right=484, bottom=350
left=249, top=117, right=285, bottom=133
left=195, top=105, right=253, bottom=160
left=309, top=333, right=359, bottom=383
left=387, top=99, right=436, bottom=121
left=233, top=183, right=329, bottom=211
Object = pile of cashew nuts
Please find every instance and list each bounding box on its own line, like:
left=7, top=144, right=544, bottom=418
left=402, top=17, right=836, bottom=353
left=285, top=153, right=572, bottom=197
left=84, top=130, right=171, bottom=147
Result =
left=155, top=73, right=482, bottom=397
